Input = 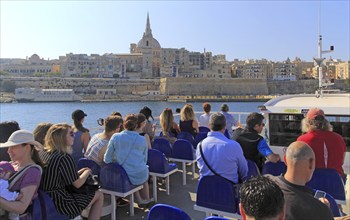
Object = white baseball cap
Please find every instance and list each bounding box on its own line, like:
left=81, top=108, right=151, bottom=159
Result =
left=0, top=130, right=43, bottom=150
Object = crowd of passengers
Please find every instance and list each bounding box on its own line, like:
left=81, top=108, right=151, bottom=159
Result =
left=0, top=103, right=348, bottom=220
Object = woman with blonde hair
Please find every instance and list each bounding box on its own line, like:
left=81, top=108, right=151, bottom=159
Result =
left=160, top=108, right=181, bottom=138
left=179, top=104, right=199, bottom=137
left=40, top=123, right=103, bottom=219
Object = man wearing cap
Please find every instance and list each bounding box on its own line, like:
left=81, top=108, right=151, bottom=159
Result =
left=220, top=103, right=240, bottom=138
left=297, top=108, right=346, bottom=180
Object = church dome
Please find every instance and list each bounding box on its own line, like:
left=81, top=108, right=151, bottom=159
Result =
left=137, top=37, right=161, bottom=49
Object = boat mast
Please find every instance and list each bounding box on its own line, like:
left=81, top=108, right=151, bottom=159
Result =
left=313, top=0, right=334, bottom=96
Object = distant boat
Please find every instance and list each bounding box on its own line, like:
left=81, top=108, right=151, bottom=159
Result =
left=14, top=87, right=81, bottom=102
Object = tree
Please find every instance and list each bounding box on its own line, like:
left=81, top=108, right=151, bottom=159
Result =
left=1, top=80, right=16, bottom=92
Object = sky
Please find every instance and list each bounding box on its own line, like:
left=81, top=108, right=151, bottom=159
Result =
left=0, top=1, right=349, bottom=62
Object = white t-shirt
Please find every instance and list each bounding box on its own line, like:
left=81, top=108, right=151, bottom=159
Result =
left=199, top=113, right=211, bottom=128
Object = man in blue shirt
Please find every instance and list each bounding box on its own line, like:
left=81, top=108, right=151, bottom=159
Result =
left=233, top=112, right=280, bottom=171
left=196, top=112, right=248, bottom=183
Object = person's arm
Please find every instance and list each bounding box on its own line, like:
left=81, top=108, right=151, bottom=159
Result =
left=81, top=131, right=91, bottom=152
left=98, top=145, right=107, bottom=162
left=173, top=122, right=181, bottom=134
left=193, top=120, right=199, bottom=133
left=104, top=137, right=116, bottom=164
left=72, top=168, right=91, bottom=188
left=144, top=134, right=152, bottom=149
left=0, top=185, right=37, bottom=214
left=257, top=138, right=280, bottom=163
left=236, top=144, right=248, bottom=181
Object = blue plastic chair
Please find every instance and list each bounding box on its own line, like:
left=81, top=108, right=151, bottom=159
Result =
left=194, top=132, right=208, bottom=149
left=194, top=175, right=241, bottom=218
left=224, top=129, right=230, bottom=139
left=169, top=139, right=196, bottom=185
left=152, top=138, right=173, bottom=158
left=147, top=204, right=191, bottom=220
left=199, top=126, right=210, bottom=133
left=177, top=131, right=195, bottom=146
left=306, top=168, right=346, bottom=204
left=99, top=163, right=143, bottom=219
left=147, top=149, right=178, bottom=202
left=31, top=197, right=42, bottom=220
left=37, top=190, right=70, bottom=220
left=77, top=158, right=101, bottom=176
left=246, top=159, right=261, bottom=179
left=261, top=161, right=287, bottom=176
left=204, top=217, right=229, bottom=220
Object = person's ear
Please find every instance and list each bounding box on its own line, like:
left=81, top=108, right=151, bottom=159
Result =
left=308, top=158, right=314, bottom=170
left=239, top=203, right=247, bottom=220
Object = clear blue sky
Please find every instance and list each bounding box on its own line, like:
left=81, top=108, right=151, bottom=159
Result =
left=1, top=1, right=349, bottom=62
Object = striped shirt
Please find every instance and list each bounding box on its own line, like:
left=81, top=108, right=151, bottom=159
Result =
left=84, top=133, right=108, bottom=165
left=39, top=150, right=95, bottom=218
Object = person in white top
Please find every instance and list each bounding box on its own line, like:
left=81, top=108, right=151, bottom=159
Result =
left=199, top=102, right=212, bottom=128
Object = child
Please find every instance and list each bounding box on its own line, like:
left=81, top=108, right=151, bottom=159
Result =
left=0, top=161, right=19, bottom=220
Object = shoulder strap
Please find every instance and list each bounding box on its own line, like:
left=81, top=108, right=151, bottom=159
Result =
left=199, top=141, right=235, bottom=185
left=8, top=164, right=42, bottom=189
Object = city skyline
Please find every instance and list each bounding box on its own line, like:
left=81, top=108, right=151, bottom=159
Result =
left=1, top=1, right=349, bottom=62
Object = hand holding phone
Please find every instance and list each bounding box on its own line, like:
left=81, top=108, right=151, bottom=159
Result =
left=314, top=190, right=326, bottom=199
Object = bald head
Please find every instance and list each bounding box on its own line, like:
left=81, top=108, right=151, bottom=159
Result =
left=286, top=141, right=315, bottom=162
left=284, top=141, right=315, bottom=185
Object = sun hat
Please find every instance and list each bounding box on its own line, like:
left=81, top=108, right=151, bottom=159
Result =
left=72, top=109, right=87, bottom=121
left=306, top=108, right=325, bottom=120
left=0, top=161, right=15, bottom=174
left=140, top=106, right=154, bottom=120
left=0, top=130, right=43, bottom=150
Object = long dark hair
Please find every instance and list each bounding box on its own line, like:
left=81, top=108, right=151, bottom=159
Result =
left=73, top=119, right=89, bottom=133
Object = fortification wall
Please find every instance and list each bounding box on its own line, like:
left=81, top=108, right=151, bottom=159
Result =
left=160, top=78, right=269, bottom=95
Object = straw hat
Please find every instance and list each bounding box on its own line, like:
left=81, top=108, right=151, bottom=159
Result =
left=0, top=130, right=43, bottom=150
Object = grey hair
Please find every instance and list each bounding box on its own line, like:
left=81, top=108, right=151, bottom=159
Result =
left=286, top=141, right=314, bottom=162
left=301, top=117, right=332, bottom=133
left=209, top=112, right=226, bottom=131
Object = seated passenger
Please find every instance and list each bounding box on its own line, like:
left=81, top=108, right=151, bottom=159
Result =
left=33, top=122, right=53, bottom=146
left=104, top=114, right=154, bottom=207
left=239, top=176, right=285, bottom=220
left=159, top=108, right=180, bottom=143
left=219, top=103, right=240, bottom=138
left=297, top=108, right=346, bottom=180
left=196, top=113, right=248, bottom=183
left=0, top=130, right=43, bottom=219
left=198, top=102, right=212, bottom=128
left=85, top=115, right=123, bottom=165
left=267, top=141, right=333, bottom=220
left=0, top=121, right=20, bottom=161
left=233, top=112, right=280, bottom=171
left=40, top=123, right=103, bottom=219
left=179, top=104, right=199, bottom=137
left=139, top=106, right=156, bottom=141
left=71, top=109, right=91, bottom=165
left=136, top=114, right=152, bottom=149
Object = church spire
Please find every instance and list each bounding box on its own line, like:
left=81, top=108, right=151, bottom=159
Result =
left=144, top=12, right=152, bottom=37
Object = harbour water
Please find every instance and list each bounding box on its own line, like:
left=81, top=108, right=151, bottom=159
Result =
left=0, top=101, right=264, bottom=132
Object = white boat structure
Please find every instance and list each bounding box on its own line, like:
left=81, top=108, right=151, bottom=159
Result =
left=14, top=87, right=81, bottom=102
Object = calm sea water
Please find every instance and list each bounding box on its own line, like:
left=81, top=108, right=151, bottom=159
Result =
left=0, top=101, right=264, bottom=134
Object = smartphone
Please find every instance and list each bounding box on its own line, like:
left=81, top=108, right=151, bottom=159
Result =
left=314, top=190, right=326, bottom=199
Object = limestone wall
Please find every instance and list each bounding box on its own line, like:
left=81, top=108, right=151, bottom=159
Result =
left=160, top=78, right=269, bottom=95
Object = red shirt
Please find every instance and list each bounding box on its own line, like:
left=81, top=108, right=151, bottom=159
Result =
left=297, top=130, right=346, bottom=177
